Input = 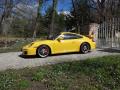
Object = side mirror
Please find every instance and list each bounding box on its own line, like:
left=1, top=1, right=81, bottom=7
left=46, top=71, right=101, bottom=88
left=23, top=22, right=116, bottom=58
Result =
left=57, top=36, right=63, bottom=41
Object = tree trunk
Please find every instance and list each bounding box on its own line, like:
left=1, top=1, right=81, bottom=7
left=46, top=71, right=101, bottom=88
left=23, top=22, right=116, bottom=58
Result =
left=0, top=0, right=13, bottom=35
left=0, top=13, right=5, bottom=33
left=33, top=0, right=42, bottom=39
left=71, top=0, right=80, bottom=34
left=0, top=0, right=13, bottom=48
left=49, top=0, right=57, bottom=38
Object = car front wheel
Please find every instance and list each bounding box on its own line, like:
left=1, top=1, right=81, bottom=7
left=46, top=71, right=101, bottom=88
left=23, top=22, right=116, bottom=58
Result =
left=37, top=45, right=50, bottom=58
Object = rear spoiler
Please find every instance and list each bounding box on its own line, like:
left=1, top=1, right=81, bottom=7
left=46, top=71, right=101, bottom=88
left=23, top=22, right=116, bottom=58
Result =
left=86, top=35, right=95, bottom=42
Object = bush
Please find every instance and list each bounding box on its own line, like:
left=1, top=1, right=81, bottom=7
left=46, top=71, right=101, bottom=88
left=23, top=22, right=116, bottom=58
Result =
left=18, top=80, right=30, bottom=89
left=0, top=72, right=18, bottom=90
left=0, top=71, right=29, bottom=90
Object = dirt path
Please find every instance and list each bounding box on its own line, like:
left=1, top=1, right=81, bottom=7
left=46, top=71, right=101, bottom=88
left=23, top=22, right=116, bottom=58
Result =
left=0, top=49, right=119, bottom=71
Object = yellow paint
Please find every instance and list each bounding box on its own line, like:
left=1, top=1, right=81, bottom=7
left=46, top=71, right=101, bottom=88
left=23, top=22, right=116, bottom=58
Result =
left=22, top=32, right=96, bottom=55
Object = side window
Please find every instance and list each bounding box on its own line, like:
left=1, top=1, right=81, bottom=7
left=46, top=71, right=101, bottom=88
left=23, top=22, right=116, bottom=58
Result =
left=63, top=34, right=82, bottom=40
left=63, top=34, right=70, bottom=40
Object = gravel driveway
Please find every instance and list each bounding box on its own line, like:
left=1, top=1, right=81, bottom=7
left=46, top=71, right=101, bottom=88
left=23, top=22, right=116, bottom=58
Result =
left=0, top=49, right=119, bottom=71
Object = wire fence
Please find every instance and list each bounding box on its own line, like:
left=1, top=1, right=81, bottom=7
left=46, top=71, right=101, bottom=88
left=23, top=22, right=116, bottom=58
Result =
left=97, top=17, right=120, bottom=49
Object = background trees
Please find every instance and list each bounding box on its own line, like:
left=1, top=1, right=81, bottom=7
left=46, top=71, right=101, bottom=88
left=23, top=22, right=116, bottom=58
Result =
left=0, top=0, right=13, bottom=35
left=0, top=0, right=119, bottom=38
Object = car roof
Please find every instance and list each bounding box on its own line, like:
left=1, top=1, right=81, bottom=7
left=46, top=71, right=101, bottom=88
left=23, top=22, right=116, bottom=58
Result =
left=61, top=32, right=83, bottom=36
left=61, top=32, right=87, bottom=39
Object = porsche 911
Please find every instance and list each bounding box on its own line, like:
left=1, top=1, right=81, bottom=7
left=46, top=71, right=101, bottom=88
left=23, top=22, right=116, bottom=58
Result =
left=22, top=32, right=96, bottom=58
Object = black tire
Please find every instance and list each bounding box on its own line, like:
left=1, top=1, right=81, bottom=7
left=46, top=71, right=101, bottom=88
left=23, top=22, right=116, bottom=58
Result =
left=37, top=45, right=50, bottom=58
left=80, top=43, right=90, bottom=54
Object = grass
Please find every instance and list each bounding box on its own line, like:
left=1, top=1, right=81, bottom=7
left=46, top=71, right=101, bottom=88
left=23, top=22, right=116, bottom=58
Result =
left=0, top=37, right=43, bottom=53
left=0, top=55, right=120, bottom=90
left=0, top=41, right=30, bottom=53
left=0, top=37, right=34, bottom=53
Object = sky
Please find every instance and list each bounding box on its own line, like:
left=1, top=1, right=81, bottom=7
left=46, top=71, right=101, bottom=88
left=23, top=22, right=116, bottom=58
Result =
left=41, top=0, right=72, bottom=14
left=57, top=0, right=72, bottom=12
left=0, top=0, right=72, bottom=15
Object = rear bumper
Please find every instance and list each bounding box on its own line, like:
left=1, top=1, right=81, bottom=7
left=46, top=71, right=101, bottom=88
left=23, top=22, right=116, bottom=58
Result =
left=91, top=42, right=96, bottom=50
left=22, top=47, right=37, bottom=56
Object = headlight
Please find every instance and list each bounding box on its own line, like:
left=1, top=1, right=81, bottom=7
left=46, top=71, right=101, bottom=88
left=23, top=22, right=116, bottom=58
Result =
left=28, top=43, right=38, bottom=48
left=28, top=43, right=34, bottom=47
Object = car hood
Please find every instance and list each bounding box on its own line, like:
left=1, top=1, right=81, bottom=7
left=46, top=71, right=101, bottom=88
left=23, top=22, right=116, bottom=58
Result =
left=33, top=40, right=54, bottom=43
left=23, top=40, right=54, bottom=49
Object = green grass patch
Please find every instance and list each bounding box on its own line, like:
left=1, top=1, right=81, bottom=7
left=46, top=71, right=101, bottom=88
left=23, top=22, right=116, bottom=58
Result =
left=0, top=40, right=31, bottom=53
left=0, top=38, right=43, bottom=53
left=0, top=55, right=120, bottom=90
left=0, top=71, right=30, bottom=90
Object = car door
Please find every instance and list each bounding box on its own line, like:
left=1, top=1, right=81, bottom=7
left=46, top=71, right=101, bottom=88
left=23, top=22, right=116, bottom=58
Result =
left=52, top=34, right=83, bottom=54
left=52, top=35, right=66, bottom=54
left=61, top=34, right=82, bottom=52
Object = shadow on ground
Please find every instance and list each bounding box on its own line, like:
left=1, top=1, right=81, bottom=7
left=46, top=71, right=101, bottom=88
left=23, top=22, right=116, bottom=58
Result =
left=19, top=54, right=37, bottom=59
left=19, top=52, right=86, bottom=59
left=98, top=48, right=120, bottom=53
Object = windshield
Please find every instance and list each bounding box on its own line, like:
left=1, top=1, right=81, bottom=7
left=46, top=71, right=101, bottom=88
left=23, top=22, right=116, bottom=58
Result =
left=47, top=34, right=60, bottom=40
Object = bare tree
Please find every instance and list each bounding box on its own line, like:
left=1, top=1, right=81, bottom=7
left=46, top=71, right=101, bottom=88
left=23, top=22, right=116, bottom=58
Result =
left=0, top=0, right=13, bottom=35
left=49, top=0, right=57, bottom=38
left=71, top=0, right=90, bottom=33
left=32, top=0, right=43, bottom=39
left=0, top=0, right=27, bottom=35
left=71, top=0, right=81, bottom=33
left=89, top=0, right=120, bottom=21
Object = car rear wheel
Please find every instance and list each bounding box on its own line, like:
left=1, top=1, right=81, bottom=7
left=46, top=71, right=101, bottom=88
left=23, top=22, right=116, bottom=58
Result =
left=37, top=45, right=50, bottom=58
left=80, top=43, right=90, bottom=54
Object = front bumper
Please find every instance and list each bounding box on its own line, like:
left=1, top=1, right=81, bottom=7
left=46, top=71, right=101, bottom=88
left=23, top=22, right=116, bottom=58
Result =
left=22, top=47, right=37, bottom=56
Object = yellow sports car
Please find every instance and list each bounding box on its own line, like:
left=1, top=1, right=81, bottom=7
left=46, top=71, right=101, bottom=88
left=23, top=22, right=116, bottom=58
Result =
left=22, top=32, right=96, bottom=58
